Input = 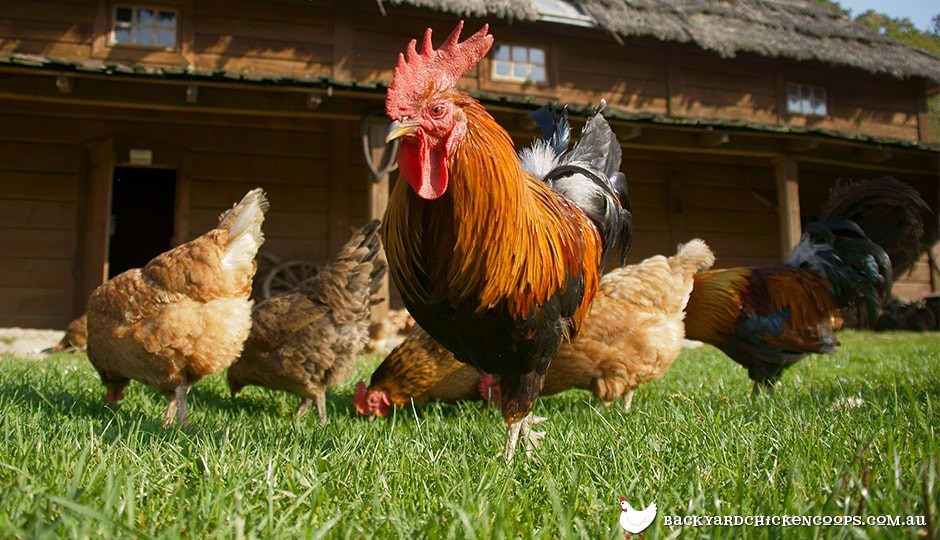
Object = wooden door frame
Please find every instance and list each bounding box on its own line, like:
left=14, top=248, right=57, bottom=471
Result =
left=76, top=137, right=190, bottom=312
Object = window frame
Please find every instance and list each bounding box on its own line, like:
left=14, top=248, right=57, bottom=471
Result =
left=490, top=43, right=549, bottom=85
left=92, top=0, right=192, bottom=65
left=785, top=82, right=828, bottom=118
left=109, top=4, right=180, bottom=51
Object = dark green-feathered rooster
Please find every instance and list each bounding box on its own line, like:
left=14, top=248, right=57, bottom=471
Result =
left=684, top=176, right=930, bottom=394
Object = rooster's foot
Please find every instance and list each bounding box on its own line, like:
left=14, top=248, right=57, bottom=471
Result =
left=503, top=412, right=547, bottom=463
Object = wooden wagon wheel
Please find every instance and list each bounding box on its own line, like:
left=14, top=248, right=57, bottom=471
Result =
left=262, top=260, right=319, bottom=299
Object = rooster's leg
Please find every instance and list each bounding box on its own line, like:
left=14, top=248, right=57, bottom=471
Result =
left=503, top=412, right=547, bottom=462
left=750, top=379, right=777, bottom=397
left=503, top=420, right=522, bottom=463
left=623, top=389, right=635, bottom=412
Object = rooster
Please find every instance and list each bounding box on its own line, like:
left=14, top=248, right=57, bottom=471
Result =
left=382, top=22, right=632, bottom=461
left=684, top=176, right=929, bottom=394
left=227, top=220, right=387, bottom=423
left=86, top=188, right=268, bottom=427
left=355, top=240, right=714, bottom=416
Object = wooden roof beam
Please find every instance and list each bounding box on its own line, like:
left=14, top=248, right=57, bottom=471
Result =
left=697, top=129, right=730, bottom=147
left=614, top=125, right=643, bottom=141
left=786, top=137, right=818, bottom=153
left=858, top=147, right=893, bottom=163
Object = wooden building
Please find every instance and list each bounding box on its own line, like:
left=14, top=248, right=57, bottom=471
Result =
left=1, top=0, right=938, bottom=329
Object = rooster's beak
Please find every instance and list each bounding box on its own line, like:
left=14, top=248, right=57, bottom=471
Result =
left=386, top=120, right=417, bottom=143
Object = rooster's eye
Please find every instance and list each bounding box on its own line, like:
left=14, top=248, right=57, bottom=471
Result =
left=430, top=105, right=445, bottom=117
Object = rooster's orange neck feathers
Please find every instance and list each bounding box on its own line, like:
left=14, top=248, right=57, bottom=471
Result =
left=384, top=98, right=599, bottom=325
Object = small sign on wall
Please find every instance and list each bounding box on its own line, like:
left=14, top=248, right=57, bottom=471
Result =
left=129, top=149, right=153, bottom=166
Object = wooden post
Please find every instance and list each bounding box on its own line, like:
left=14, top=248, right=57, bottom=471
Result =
left=174, top=152, right=191, bottom=245
left=915, top=79, right=933, bottom=144
left=367, top=118, right=392, bottom=323
left=332, top=3, right=353, bottom=82
left=774, top=157, right=802, bottom=261
left=666, top=164, right=688, bottom=248
left=328, top=120, right=351, bottom=257
left=666, top=46, right=681, bottom=117
left=76, top=137, right=115, bottom=312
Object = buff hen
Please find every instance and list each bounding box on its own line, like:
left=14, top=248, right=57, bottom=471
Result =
left=86, top=188, right=268, bottom=427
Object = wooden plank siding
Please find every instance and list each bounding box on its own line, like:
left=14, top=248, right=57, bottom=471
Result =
left=0, top=0, right=936, bottom=329
left=0, top=98, right=372, bottom=327
left=0, top=136, right=81, bottom=327
left=0, top=0, right=931, bottom=143
left=674, top=50, right=779, bottom=124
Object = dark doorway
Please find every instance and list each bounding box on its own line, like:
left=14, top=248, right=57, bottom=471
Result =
left=108, top=167, right=177, bottom=278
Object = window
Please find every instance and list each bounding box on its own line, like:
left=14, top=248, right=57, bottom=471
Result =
left=786, top=83, right=827, bottom=117
left=492, top=44, right=547, bottom=84
left=111, top=6, right=178, bottom=49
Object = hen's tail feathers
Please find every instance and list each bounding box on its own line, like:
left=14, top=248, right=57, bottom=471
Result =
left=326, top=219, right=388, bottom=297
left=541, top=100, right=633, bottom=269
left=789, top=219, right=893, bottom=327
left=218, top=188, right=269, bottom=269
left=818, top=176, right=930, bottom=278
left=670, top=238, right=716, bottom=276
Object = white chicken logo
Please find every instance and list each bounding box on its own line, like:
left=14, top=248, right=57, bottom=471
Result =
left=618, top=496, right=657, bottom=538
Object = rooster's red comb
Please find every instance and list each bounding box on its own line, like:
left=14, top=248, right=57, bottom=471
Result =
left=386, top=21, right=494, bottom=119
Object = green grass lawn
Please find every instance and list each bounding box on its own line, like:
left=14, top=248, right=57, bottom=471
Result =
left=0, top=331, right=937, bottom=539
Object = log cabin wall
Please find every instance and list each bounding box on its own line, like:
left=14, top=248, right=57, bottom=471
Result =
left=0, top=97, right=373, bottom=328
left=0, top=0, right=937, bottom=329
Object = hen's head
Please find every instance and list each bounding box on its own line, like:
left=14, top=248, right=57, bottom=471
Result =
left=478, top=373, right=502, bottom=405
left=103, top=380, right=129, bottom=404
left=353, top=380, right=393, bottom=417
left=385, top=21, right=493, bottom=200
left=226, top=369, right=244, bottom=397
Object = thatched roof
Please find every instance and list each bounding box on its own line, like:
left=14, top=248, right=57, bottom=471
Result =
left=384, top=0, right=940, bottom=81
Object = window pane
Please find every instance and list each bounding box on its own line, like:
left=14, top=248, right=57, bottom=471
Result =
left=494, top=61, right=510, bottom=77
left=158, top=11, right=176, bottom=27
left=800, top=86, right=813, bottom=114
left=513, top=63, right=528, bottom=79
left=493, top=45, right=510, bottom=61
left=157, top=28, right=176, bottom=47
left=813, top=98, right=827, bottom=116
left=113, top=26, right=132, bottom=43
left=115, top=7, right=132, bottom=22
left=137, top=8, right=155, bottom=25
left=813, top=88, right=827, bottom=115
left=136, top=28, right=155, bottom=45
left=786, top=85, right=800, bottom=113
left=529, top=48, right=545, bottom=65
left=813, top=88, right=825, bottom=103
left=511, top=46, right=527, bottom=62
left=530, top=65, right=546, bottom=82
left=801, top=86, right=813, bottom=102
